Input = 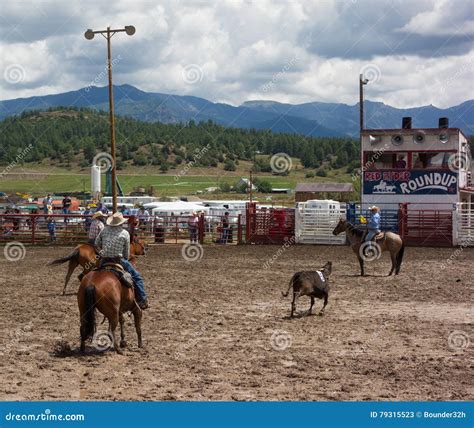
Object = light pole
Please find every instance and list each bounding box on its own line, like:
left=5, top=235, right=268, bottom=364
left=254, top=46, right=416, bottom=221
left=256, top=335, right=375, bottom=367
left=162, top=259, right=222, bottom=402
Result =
left=84, top=25, right=135, bottom=213
left=359, top=73, right=369, bottom=205
left=359, top=73, right=369, bottom=133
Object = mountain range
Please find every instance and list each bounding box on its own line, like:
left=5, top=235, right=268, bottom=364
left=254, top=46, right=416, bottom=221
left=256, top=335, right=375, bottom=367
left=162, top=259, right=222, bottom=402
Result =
left=1, top=84, right=472, bottom=137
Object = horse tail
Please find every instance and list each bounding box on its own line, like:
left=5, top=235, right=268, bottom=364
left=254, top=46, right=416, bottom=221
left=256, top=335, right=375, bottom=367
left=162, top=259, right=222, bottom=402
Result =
left=48, top=248, right=79, bottom=266
left=395, top=242, right=405, bottom=274
left=282, top=276, right=294, bottom=297
left=80, top=285, right=96, bottom=342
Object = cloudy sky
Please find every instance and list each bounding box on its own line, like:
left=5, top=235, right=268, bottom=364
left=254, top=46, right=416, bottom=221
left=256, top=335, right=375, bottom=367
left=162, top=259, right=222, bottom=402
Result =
left=1, top=0, right=473, bottom=108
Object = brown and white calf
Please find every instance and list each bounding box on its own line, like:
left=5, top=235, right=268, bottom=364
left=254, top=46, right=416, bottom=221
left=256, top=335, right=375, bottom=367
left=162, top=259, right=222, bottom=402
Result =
left=282, top=262, right=332, bottom=317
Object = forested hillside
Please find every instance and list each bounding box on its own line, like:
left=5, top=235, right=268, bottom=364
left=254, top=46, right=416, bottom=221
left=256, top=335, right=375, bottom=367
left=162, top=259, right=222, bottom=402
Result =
left=0, top=108, right=359, bottom=173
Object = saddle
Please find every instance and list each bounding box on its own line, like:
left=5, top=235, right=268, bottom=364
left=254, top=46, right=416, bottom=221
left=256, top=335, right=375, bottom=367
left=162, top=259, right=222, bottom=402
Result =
left=95, top=258, right=134, bottom=289
left=363, top=230, right=386, bottom=243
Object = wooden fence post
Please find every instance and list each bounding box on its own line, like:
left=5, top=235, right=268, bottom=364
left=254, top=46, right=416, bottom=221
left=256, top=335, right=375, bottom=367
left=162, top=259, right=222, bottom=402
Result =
left=198, top=213, right=205, bottom=244
left=237, top=214, right=242, bottom=244
left=31, top=214, right=36, bottom=244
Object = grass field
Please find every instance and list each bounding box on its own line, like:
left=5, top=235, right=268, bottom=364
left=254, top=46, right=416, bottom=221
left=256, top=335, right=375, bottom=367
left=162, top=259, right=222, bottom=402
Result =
left=1, top=163, right=356, bottom=200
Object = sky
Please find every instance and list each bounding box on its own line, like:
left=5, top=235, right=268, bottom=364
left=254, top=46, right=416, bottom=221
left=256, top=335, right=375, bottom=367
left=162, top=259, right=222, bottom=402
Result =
left=1, top=0, right=473, bottom=108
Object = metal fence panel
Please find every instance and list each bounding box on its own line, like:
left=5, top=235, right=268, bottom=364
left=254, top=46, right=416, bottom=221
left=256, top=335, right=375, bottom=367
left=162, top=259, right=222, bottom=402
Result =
left=295, top=207, right=346, bottom=245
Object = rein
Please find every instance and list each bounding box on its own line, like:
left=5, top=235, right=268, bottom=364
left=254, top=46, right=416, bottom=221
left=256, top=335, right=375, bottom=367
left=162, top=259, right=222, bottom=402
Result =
left=344, top=222, right=363, bottom=244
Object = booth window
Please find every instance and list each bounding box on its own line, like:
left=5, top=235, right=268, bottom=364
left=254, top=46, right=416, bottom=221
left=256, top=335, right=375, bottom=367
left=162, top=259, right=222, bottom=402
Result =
left=412, top=152, right=451, bottom=169
left=364, top=152, right=407, bottom=169
left=393, top=153, right=407, bottom=169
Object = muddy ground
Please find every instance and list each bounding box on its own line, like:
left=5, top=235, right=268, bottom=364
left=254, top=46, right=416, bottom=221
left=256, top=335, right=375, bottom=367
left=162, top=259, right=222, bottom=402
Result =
left=0, top=244, right=472, bottom=401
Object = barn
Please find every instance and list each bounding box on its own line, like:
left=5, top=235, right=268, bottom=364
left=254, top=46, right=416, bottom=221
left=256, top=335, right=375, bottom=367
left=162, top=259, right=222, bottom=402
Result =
left=295, top=183, right=354, bottom=203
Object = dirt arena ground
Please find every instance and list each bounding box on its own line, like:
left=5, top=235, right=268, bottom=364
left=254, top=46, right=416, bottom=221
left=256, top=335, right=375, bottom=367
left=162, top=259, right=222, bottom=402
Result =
left=0, top=244, right=472, bottom=401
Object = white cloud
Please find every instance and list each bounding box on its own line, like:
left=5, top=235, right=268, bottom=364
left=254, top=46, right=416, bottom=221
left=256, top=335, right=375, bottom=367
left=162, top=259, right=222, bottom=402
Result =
left=0, top=0, right=473, bottom=108
left=399, top=0, right=474, bottom=36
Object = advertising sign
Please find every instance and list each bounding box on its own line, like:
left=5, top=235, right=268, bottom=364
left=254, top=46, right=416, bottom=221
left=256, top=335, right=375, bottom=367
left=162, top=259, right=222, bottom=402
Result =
left=363, top=170, right=457, bottom=195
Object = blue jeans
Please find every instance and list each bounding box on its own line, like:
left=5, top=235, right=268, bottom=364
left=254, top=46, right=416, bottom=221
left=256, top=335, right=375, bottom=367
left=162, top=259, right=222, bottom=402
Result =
left=189, top=226, right=198, bottom=243
left=120, top=259, right=147, bottom=302
left=366, top=230, right=377, bottom=241
left=365, top=230, right=380, bottom=250
left=222, top=227, right=230, bottom=243
left=63, top=208, right=70, bottom=223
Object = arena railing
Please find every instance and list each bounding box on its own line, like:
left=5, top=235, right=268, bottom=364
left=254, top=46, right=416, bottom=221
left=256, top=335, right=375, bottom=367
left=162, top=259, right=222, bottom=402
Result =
left=131, top=214, right=243, bottom=245
left=0, top=213, right=244, bottom=246
left=455, top=203, right=474, bottom=246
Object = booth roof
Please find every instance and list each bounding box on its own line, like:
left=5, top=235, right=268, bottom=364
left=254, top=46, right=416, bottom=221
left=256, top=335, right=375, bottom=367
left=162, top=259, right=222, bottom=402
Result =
left=295, top=183, right=354, bottom=193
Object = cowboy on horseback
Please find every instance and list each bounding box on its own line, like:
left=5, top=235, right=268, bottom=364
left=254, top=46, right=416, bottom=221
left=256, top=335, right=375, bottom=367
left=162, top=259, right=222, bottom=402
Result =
left=95, top=212, right=149, bottom=310
left=88, top=211, right=105, bottom=245
left=365, top=205, right=381, bottom=247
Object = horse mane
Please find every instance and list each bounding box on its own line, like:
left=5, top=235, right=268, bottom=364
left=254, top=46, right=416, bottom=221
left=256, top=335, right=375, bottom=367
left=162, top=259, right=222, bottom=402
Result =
left=346, top=221, right=364, bottom=237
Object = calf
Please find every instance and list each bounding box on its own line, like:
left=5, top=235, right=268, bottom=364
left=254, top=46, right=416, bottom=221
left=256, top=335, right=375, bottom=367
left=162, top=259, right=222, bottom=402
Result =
left=282, top=262, right=332, bottom=317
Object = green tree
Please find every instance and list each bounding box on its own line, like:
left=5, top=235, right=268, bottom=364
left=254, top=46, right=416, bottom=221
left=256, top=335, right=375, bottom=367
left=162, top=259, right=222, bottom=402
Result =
left=224, top=159, right=236, bottom=171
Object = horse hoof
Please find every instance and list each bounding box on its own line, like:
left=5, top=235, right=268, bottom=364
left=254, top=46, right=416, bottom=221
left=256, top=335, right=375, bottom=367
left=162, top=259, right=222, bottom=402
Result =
left=120, top=340, right=127, bottom=348
left=115, top=348, right=124, bottom=355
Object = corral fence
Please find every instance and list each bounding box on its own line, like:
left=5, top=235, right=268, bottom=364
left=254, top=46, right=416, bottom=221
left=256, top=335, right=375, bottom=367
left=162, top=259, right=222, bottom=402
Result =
left=346, top=203, right=399, bottom=233
left=295, top=204, right=346, bottom=245
left=0, top=213, right=243, bottom=246
left=455, top=203, right=474, bottom=246
left=1, top=203, right=473, bottom=248
left=133, top=213, right=243, bottom=245
left=245, top=203, right=295, bottom=245
left=398, top=203, right=454, bottom=247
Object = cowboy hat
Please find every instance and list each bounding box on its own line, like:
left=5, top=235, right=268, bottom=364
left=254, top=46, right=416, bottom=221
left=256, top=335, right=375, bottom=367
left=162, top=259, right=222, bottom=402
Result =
left=106, top=212, right=127, bottom=226
left=92, top=211, right=105, bottom=219
left=368, top=205, right=380, bottom=212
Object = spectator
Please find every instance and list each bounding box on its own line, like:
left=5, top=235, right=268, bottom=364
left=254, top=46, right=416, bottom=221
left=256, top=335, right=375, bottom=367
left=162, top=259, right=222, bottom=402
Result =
left=188, top=211, right=199, bottom=243
left=137, top=206, right=150, bottom=230
left=154, top=214, right=165, bottom=243
left=120, top=205, right=130, bottom=216
left=47, top=217, right=57, bottom=243
left=43, top=194, right=52, bottom=215
left=88, top=211, right=105, bottom=245
left=12, top=209, right=21, bottom=231
left=62, top=194, right=72, bottom=223
left=95, top=201, right=109, bottom=214
left=221, top=211, right=231, bottom=244
left=84, top=205, right=93, bottom=232
left=2, top=221, right=13, bottom=237
left=394, top=155, right=406, bottom=169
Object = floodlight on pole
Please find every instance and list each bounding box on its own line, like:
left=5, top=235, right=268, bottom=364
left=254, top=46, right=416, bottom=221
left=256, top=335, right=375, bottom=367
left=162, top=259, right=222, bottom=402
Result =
left=84, top=25, right=135, bottom=213
left=125, top=26, right=136, bottom=36
left=84, top=29, right=95, bottom=40
left=359, top=74, right=369, bottom=133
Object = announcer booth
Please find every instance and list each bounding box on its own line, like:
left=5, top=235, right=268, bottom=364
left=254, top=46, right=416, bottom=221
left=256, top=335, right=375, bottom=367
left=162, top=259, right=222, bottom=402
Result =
left=360, top=117, right=473, bottom=246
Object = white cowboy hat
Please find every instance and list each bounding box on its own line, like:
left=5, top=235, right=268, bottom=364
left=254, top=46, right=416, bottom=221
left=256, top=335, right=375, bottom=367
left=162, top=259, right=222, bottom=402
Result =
left=368, top=205, right=380, bottom=212
left=92, top=211, right=105, bottom=219
left=106, top=212, right=127, bottom=226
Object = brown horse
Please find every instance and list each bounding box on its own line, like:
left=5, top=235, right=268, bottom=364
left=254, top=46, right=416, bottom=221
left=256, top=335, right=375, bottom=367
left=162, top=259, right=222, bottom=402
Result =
left=332, top=219, right=405, bottom=276
left=49, top=238, right=147, bottom=295
left=78, top=269, right=143, bottom=354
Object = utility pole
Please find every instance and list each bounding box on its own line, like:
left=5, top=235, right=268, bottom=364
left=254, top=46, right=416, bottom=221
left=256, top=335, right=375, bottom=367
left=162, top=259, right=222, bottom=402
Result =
left=84, top=25, right=135, bottom=213
left=249, top=170, right=253, bottom=205
left=359, top=73, right=369, bottom=204
left=359, top=73, right=369, bottom=133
